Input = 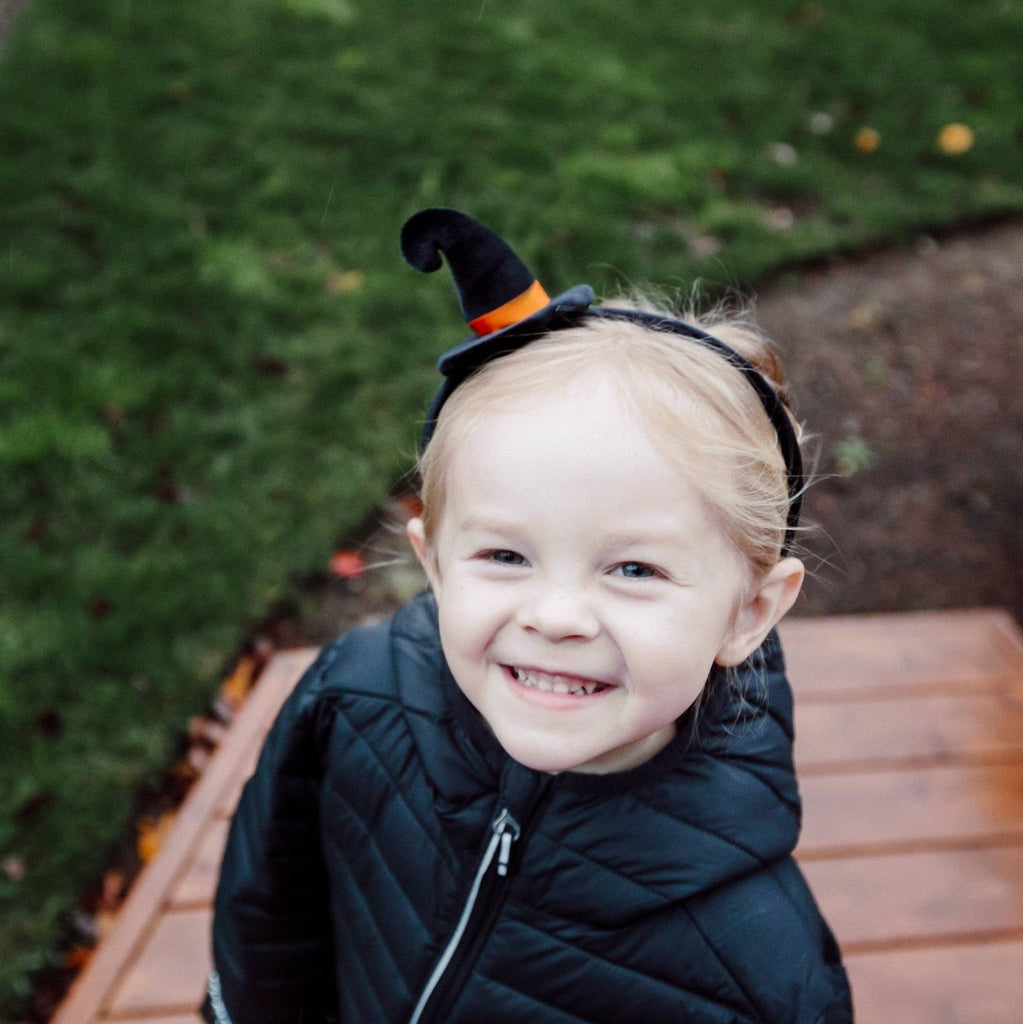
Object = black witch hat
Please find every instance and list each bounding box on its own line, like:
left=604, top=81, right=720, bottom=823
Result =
left=400, top=208, right=594, bottom=435
left=400, top=207, right=803, bottom=552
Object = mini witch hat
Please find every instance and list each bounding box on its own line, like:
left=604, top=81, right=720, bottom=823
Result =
left=400, top=208, right=594, bottom=435
left=400, top=207, right=803, bottom=552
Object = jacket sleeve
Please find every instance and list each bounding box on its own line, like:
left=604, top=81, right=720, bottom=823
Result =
left=209, top=642, right=348, bottom=1024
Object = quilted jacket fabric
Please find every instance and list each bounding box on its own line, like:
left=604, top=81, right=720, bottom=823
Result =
left=210, top=591, right=852, bottom=1024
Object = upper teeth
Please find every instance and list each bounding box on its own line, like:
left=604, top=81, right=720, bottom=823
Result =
left=513, top=668, right=603, bottom=696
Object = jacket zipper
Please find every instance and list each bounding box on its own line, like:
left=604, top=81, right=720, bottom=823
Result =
left=407, top=807, right=521, bottom=1024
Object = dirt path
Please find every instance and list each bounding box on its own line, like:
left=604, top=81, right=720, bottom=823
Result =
left=758, top=219, right=1023, bottom=622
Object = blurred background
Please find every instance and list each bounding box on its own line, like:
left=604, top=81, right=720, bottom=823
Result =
left=1, top=0, right=1021, bottom=1019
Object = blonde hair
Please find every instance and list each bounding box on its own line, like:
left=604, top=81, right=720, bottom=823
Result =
left=416, top=300, right=802, bottom=587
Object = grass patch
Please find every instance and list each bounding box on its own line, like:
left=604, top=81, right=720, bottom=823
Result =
left=2, top=0, right=1022, bottom=1015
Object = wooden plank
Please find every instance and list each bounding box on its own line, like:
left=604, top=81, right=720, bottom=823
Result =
left=845, top=940, right=1023, bottom=1024
left=170, top=820, right=230, bottom=908
left=215, top=745, right=262, bottom=817
left=51, top=648, right=319, bottom=1024
left=105, top=909, right=211, bottom=1017
left=798, top=763, right=1023, bottom=856
left=780, top=608, right=1023, bottom=698
left=794, top=690, right=1023, bottom=771
left=801, top=846, right=1023, bottom=951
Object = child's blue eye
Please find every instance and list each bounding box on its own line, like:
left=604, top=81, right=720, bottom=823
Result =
left=485, top=549, right=526, bottom=565
left=615, top=562, right=660, bottom=579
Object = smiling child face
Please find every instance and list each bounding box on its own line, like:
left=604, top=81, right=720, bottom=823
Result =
left=409, top=373, right=782, bottom=774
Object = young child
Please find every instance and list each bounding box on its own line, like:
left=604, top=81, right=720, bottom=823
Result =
left=207, top=209, right=853, bottom=1023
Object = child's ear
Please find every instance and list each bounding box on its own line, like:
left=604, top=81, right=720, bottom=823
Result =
left=715, top=557, right=804, bottom=667
left=406, top=517, right=441, bottom=594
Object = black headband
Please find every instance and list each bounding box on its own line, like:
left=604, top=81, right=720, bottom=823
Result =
left=401, top=208, right=803, bottom=554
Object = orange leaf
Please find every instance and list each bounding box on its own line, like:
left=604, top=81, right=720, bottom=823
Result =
left=937, top=122, right=974, bottom=155
left=136, top=812, right=176, bottom=864
left=396, top=493, right=424, bottom=520
left=854, top=126, right=881, bottom=155
left=64, top=946, right=93, bottom=970
left=330, top=549, right=366, bottom=579
left=219, top=654, right=258, bottom=710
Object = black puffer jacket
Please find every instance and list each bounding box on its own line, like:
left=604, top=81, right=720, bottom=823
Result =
left=210, top=592, right=852, bottom=1024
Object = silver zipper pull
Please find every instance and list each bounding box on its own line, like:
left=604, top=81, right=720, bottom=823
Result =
left=492, top=808, right=521, bottom=877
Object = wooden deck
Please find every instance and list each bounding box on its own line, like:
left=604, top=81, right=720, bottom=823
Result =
left=52, top=608, right=1023, bottom=1024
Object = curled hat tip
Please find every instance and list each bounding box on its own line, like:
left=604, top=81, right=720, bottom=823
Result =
left=398, top=207, right=538, bottom=323
left=399, top=208, right=457, bottom=273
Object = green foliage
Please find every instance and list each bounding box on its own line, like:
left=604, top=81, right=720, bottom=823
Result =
left=1, top=0, right=1022, bottom=1015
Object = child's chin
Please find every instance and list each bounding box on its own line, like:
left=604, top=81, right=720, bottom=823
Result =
left=500, top=738, right=592, bottom=775
left=504, top=740, right=626, bottom=776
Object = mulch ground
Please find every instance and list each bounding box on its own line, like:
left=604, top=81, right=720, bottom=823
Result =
left=757, top=218, right=1023, bottom=623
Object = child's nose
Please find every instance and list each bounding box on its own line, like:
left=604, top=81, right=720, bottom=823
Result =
left=515, top=583, right=599, bottom=641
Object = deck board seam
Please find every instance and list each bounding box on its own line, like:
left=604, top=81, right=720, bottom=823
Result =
left=841, top=926, right=1023, bottom=957
left=798, top=750, right=1023, bottom=775
left=798, top=833, right=1023, bottom=861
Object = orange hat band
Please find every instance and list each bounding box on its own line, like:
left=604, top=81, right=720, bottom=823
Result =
left=468, top=280, right=550, bottom=337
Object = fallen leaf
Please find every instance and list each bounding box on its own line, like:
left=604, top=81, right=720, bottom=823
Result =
left=219, top=654, right=259, bottom=711
left=64, top=946, right=93, bottom=970
left=100, top=870, right=125, bottom=909
left=854, top=126, right=881, bottom=154
left=769, top=207, right=796, bottom=230
left=330, top=548, right=366, bottom=579
left=188, top=715, right=226, bottom=748
left=767, top=142, right=798, bottom=167
left=690, top=235, right=723, bottom=258
left=937, top=122, right=974, bottom=155
left=808, top=111, right=834, bottom=135
left=395, top=493, right=424, bottom=520
left=325, top=269, right=366, bottom=294
left=169, top=758, right=200, bottom=787
left=136, top=812, right=177, bottom=864
left=2, top=856, right=25, bottom=882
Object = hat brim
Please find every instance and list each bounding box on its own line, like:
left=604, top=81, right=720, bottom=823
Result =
left=436, top=284, right=595, bottom=379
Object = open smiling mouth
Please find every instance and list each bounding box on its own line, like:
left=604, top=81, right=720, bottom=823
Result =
left=508, top=666, right=611, bottom=697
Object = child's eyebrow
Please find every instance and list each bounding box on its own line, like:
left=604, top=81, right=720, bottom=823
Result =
left=455, top=514, right=520, bottom=535
left=597, top=535, right=695, bottom=561
left=597, top=522, right=691, bottom=547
